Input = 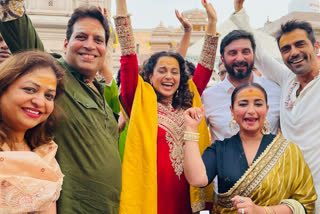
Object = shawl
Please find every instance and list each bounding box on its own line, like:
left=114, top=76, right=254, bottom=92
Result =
left=119, top=76, right=212, bottom=213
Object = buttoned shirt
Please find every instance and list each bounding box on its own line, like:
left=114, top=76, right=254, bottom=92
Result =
left=202, top=73, right=280, bottom=143
left=0, top=13, right=122, bottom=214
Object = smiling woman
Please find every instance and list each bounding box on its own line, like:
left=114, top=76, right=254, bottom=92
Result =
left=0, top=50, right=64, bottom=214
left=183, top=82, right=317, bottom=214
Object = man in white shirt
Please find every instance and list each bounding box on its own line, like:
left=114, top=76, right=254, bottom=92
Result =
left=231, top=0, right=320, bottom=210
left=202, top=30, right=280, bottom=143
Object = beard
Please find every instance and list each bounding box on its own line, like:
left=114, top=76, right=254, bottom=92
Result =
left=225, top=61, right=254, bottom=80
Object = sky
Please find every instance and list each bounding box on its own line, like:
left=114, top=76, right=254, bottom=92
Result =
left=111, top=0, right=290, bottom=29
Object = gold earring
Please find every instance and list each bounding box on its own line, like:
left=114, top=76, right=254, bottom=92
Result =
left=261, top=120, right=270, bottom=135
left=229, top=119, right=239, bottom=135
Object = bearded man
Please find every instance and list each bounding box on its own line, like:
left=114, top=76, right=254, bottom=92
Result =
left=202, top=30, right=280, bottom=143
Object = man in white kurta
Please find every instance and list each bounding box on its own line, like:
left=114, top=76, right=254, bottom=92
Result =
left=230, top=2, right=320, bottom=210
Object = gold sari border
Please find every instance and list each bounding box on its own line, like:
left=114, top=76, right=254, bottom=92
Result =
left=217, top=135, right=290, bottom=208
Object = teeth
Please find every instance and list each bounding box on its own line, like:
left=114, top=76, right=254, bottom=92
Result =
left=25, top=109, right=40, bottom=115
left=292, top=59, right=303, bottom=64
left=163, top=83, right=173, bottom=86
left=81, top=54, right=95, bottom=59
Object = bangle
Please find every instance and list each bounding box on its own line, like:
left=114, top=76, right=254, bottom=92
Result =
left=270, top=207, right=278, bottom=214
left=184, top=26, right=192, bottom=32
left=183, top=131, right=200, bottom=142
left=263, top=206, right=271, bottom=214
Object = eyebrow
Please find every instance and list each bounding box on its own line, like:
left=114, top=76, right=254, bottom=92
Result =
left=24, top=81, right=56, bottom=92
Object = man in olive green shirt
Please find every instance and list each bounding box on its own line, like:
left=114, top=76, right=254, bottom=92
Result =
left=0, top=1, right=121, bottom=213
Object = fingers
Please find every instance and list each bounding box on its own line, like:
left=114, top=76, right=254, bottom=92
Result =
left=97, top=6, right=108, bottom=17
left=186, top=107, right=203, bottom=120
left=175, top=9, right=181, bottom=19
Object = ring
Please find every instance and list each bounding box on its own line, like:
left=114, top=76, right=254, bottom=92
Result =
left=241, top=208, right=244, bottom=214
left=239, top=198, right=244, bottom=203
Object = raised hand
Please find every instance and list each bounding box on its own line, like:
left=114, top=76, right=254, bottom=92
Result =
left=175, top=9, right=192, bottom=30
left=97, top=6, right=108, bottom=18
left=201, top=0, right=217, bottom=24
left=234, top=0, right=245, bottom=13
left=184, top=106, right=205, bottom=132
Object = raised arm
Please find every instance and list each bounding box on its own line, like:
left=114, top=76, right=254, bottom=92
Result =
left=192, top=0, right=219, bottom=95
left=175, top=10, right=192, bottom=58
left=230, top=0, right=290, bottom=86
left=114, top=0, right=138, bottom=115
left=183, top=106, right=209, bottom=187
left=0, top=0, right=44, bottom=53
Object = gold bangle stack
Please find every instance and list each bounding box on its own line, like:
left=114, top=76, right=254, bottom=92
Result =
left=183, top=131, right=200, bottom=142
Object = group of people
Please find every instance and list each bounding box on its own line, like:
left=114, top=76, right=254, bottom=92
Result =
left=0, top=0, right=319, bottom=214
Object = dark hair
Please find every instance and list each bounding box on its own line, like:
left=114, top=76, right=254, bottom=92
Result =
left=142, top=51, right=193, bottom=109
left=185, top=60, right=196, bottom=77
left=231, top=82, right=267, bottom=108
left=276, top=20, right=316, bottom=47
left=0, top=50, right=65, bottom=150
left=66, top=6, right=110, bottom=45
left=220, top=30, right=256, bottom=57
left=116, top=69, right=121, bottom=88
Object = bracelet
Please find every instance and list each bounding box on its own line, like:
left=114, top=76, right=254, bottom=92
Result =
left=183, top=131, right=200, bottom=142
left=270, top=207, right=278, bottom=214
left=263, top=206, right=271, bottom=214
left=184, top=26, right=192, bottom=32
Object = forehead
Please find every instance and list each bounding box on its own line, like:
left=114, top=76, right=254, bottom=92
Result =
left=279, top=29, right=310, bottom=48
left=17, top=67, right=57, bottom=87
left=236, top=87, right=265, bottom=100
left=225, top=39, right=253, bottom=52
left=72, top=17, right=105, bottom=37
left=156, top=56, right=179, bottom=67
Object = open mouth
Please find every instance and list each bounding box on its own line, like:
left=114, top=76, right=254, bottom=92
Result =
left=290, top=58, right=304, bottom=64
left=79, top=53, right=97, bottom=60
left=162, top=82, right=174, bottom=90
left=22, top=108, right=42, bottom=118
left=244, top=118, right=258, bottom=125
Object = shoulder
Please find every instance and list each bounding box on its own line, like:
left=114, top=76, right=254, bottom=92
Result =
left=202, top=83, right=226, bottom=99
left=213, top=134, right=239, bottom=148
left=256, top=76, right=280, bottom=89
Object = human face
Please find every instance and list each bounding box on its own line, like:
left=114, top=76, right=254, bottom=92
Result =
left=64, top=17, right=106, bottom=79
left=0, top=67, right=57, bottom=135
left=230, top=87, right=269, bottom=135
left=0, top=34, right=11, bottom=63
left=223, top=39, right=254, bottom=80
left=149, top=56, right=180, bottom=101
left=279, top=29, right=319, bottom=76
left=218, top=63, right=227, bottom=81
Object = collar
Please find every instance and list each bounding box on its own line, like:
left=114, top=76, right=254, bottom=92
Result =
left=222, top=72, right=260, bottom=94
left=59, top=58, right=105, bottom=94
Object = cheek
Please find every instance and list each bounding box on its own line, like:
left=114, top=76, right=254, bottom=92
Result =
left=97, top=45, right=106, bottom=55
left=233, top=109, right=245, bottom=120
left=46, top=102, right=55, bottom=115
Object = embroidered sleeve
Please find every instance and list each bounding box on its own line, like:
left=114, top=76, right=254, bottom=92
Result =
left=198, top=34, right=219, bottom=70
left=113, top=14, right=136, bottom=56
left=0, top=0, right=25, bottom=22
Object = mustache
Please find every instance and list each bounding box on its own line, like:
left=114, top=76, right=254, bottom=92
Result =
left=232, top=61, right=248, bottom=67
left=288, top=54, right=306, bottom=63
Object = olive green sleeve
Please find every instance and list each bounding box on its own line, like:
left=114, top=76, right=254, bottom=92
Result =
left=0, top=0, right=44, bottom=53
